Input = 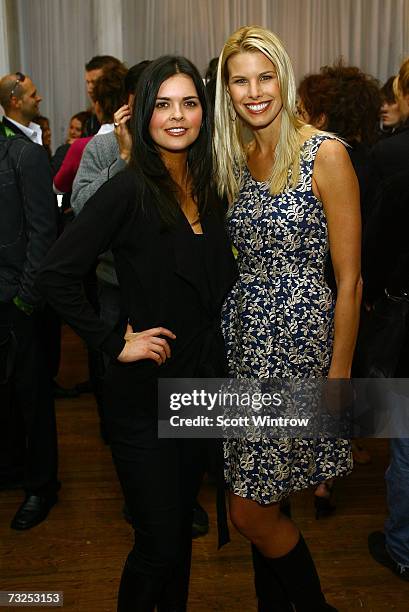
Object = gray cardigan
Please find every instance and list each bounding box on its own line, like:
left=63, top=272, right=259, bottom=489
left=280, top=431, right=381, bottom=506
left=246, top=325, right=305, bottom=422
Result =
left=71, top=131, right=127, bottom=286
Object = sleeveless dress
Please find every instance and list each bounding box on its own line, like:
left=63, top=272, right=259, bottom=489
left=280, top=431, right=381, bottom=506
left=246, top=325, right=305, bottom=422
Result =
left=221, top=133, right=353, bottom=504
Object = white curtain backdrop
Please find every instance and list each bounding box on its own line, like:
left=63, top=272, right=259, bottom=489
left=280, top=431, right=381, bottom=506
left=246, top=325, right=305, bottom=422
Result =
left=1, top=0, right=409, bottom=149
left=0, top=0, right=10, bottom=77
left=122, top=0, right=409, bottom=78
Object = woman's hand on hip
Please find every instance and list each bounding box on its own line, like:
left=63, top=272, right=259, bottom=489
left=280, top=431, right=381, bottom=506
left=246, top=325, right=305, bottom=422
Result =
left=117, top=324, right=176, bottom=365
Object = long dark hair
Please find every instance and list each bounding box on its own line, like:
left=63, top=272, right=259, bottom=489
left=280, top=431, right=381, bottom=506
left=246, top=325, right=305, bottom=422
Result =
left=130, top=55, right=214, bottom=226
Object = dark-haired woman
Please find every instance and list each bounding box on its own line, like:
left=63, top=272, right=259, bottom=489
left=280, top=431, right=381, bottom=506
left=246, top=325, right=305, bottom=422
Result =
left=33, top=114, right=52, bottom=159
left=51, top=111, right=91, bottom=176
left=37, top=55, right=237, bottom=611
left=298, top=61, right=382, bottom=225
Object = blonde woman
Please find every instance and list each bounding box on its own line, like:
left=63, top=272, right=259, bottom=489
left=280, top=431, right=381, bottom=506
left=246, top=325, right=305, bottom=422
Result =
left=214, top=26, right=362, bottom=611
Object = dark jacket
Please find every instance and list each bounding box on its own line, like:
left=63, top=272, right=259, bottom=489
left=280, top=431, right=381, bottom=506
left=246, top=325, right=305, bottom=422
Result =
left=370, top=119, right=409, bottom=181
left=37, top=169, right=237, bottom=548
left=0, top=121, right=57, bottom=305
left=347, top=141, right=380, bottom=225
left=36, top=169, right=238, bottom=371
left=362, top=168, right=409, bottom=302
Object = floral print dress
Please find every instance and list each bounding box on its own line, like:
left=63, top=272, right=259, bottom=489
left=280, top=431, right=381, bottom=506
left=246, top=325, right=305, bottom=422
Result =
left=221, top=133, right=353, bottom=504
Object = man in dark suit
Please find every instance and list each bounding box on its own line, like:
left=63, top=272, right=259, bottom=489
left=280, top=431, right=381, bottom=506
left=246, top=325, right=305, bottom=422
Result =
left=0, top=72, right=59, bottom=529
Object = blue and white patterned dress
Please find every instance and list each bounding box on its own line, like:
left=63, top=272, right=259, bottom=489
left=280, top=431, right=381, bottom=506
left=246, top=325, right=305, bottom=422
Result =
left=221, top=133, right=353, bottom=504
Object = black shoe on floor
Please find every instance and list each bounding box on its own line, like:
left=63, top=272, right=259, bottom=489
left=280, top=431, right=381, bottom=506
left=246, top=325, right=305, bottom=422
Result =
left=10, top=494, right=58, bottom=530
left=192, top=502, right=209, bottom=539
left=53, top=380, right=79, bottom=399
left=368, top=531, right=409, bottom=582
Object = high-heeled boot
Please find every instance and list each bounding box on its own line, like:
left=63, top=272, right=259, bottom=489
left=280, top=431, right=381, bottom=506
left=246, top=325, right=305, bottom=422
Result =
left=252, top=545, right=294, bottom=611
left=264, top=535, right=337, bottom=612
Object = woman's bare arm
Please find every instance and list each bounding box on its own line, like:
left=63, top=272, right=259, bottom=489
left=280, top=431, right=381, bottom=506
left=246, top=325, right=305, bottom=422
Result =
left=313, top=139, right=362, bottom=378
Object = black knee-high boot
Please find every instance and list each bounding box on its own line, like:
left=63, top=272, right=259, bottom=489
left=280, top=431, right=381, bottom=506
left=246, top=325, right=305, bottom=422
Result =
left=252, top=499, right=294, bottom=611
left=252, top=545, right=294, bottom=611
left=263, top=535, right=337, bottom=612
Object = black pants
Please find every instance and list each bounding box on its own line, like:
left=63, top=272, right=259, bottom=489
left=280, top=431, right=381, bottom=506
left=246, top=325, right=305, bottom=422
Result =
left=0, top=303, right=59, bottom=495
left=104, top=367, right=206, bottom=611
left=38, top=303, right=61, bottom=380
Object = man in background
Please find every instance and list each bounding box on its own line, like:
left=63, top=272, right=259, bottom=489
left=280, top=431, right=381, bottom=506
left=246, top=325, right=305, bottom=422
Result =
left=0, top=71, right=43, bottom=142
left=83, top=55, right=124, bottom=136
left=0, top=72, right=59, bottom=530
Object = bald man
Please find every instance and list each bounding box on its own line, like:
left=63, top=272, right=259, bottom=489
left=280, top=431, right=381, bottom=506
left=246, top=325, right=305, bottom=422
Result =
left=0, top=72, right=43, bottom=142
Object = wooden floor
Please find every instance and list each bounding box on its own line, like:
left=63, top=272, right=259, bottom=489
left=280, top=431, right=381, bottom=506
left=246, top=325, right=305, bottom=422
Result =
left=1, top=327, right=409, bottom=612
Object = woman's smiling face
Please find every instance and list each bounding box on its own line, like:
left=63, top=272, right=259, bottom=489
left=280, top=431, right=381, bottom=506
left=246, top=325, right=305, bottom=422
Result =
left=149, top=73, right=203, bottom=153
left=227, top=51, right=283, bottom=129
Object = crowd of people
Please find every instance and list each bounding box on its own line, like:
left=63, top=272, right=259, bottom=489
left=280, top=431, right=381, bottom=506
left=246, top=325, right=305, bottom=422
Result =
left=0, top=24, right=409, bottom=612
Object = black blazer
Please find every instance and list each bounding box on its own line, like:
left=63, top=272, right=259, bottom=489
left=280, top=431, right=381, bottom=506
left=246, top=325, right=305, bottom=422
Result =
left=37, top=168, right=238, bottom=381
left=0, top=122, right=56, bottom=305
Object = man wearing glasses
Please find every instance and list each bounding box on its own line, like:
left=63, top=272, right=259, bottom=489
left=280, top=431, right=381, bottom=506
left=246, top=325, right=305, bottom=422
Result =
left=0, top=72, right=59, bottom=530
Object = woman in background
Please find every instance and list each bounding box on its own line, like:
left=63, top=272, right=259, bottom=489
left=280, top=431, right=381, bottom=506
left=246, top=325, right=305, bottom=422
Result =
left=52, top=111, right=91, bottom=175
left=298, top=62, right=381, bottom=224
left=33, top=114, right=52, bottom=160
left=67, top=111, right=90, bottom=142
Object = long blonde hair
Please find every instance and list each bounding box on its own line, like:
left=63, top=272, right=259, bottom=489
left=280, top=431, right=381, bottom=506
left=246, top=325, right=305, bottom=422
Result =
left=214, top=25, right=307, bottom=202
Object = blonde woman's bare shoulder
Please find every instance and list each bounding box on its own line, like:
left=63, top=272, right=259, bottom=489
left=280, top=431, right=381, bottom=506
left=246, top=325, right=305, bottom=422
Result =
left=313, top=138, right=356, bottom=198
left=315, top=137, right=349, bottom=166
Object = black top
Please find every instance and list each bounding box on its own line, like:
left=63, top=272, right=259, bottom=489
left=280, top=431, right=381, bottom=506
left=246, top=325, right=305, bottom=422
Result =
left=347, top=141, right=380, bottom=225
left=362, top=167, right=409, bottom=301
left=0, top=129, right=56, bottom=305
left=37, top=169, right=237, bottom=377
left=370, top=119, right=409, bottom=181
left=51, top=143, right=70, bottom=176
